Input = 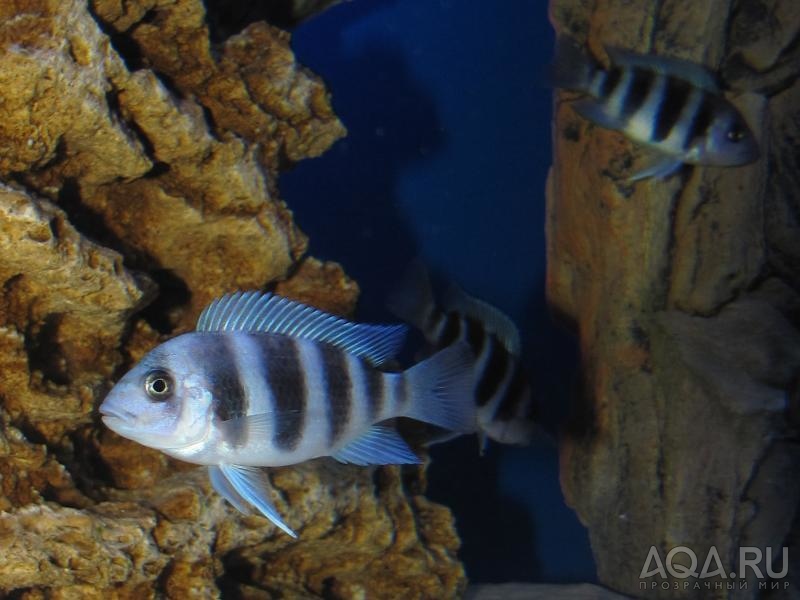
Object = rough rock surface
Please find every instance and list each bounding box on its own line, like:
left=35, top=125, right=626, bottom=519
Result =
left=0, top=0, right=465, bottom=597
left=548, top=1, right=800, bottom=599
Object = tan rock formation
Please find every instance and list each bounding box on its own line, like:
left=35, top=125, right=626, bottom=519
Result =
left=0, top=0, right=465, bottom=597
left=549, top=1, right=800, bottom=599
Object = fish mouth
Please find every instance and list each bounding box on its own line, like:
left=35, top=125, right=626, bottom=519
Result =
left=99, top=403, right=134, bottom=426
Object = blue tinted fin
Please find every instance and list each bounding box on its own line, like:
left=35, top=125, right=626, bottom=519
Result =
left=572, top=98, right=622, bottom=130
left=196, top=291, right=407, bottom=367
left=403, top=342, right=477, bottom=432
left=628, top=156, right=685, bottom=182
left=217, top=463, right=297, bottom=538
left=216, top=411, right=314, bottom=449
left=442, top=283, right=521, bottom=356
left=208, top=465, right=250, bottom=515
left=216, top=412, right=274, bottom=440
left=605, top=47, right=720, bottom=92
left=331, top=425, right=420, bottom=465
left=420, top=427, right=462, bottom=447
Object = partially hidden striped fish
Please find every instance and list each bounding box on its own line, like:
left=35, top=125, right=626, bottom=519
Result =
left=99, top=291, right=475, bottom=537
left=387, top=264, right=537, bottom=451
left=552, top=37, right=759, bottom=181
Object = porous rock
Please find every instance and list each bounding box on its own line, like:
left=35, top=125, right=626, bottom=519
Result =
left=0, top=0, right=465, bottom=597
left=549, top=1, right=800, bottom=598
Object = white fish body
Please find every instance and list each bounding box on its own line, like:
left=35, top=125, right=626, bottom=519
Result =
left=552, top=37, right=760, bottom=180
left=100, top=292, right=475, bottom=537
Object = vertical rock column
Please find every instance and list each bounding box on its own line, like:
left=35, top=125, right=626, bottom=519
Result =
left=548, top=1, right=800, bottom=598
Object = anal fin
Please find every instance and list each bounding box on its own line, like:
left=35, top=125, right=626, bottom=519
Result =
left=331, top=425, right=420, bottom=466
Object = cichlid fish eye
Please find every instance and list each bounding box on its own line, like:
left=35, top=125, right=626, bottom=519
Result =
left=99, top=291, right=477, bottom=538
left=144, top=369, right=174, bottom=400
left=551, top=37, right=760, bottom=179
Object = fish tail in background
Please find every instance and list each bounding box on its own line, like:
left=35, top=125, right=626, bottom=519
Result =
left=550, top=36, right=596, bottom=93
left=402, top=342, right=477, bottom=433
left=386, top=260, right=439, bottom=340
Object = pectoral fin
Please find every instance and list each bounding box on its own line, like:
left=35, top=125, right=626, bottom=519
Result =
left=208, top=465, right=251, bottom=515
left=628, top=156, right=685, bottom=182
left=213, top=463, right=297, bottom=538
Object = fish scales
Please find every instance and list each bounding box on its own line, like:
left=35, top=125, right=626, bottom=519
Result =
left=318, top=342, right=353, bottom=447
left=220, top=335, right=410, bottom=463
left=201, top=336, right=248, bottom=424
left=652, top=77, right=692, bottom=142
left=603, top=67, right=634, bottom=120
left=363, top=363, right=385, bottom=420
left=686, top=92, right=716, bottom=146
left=430, top=312, right=516, bottom=414
left=257, top=335, right=380, bottom=460
left=341, top=352, right=370, bottom=441
left=664, top=86, right=705, bottom=153
left=619, top=67, right=656, bottom=123
left=214, top=334, right=265, bottom=448
left=259, top=335, right=307, bottom=452
left=225, top=334, right=274, bottom=418
left=625, top=71, right=666, bottom=142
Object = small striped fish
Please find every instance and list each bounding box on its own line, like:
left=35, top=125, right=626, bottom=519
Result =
left=552, top=37, right=759, bottom=181
left=387, top=264, right=537, bottom=450
left=100, top=291, right=475, bottom=537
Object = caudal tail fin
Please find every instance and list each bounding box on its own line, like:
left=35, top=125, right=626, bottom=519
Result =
left=402, top=343, right=477, bottom=433
left=550, top=36, right=595, bottom=93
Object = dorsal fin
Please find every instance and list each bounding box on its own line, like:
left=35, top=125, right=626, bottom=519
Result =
left=605, top=46, right=720, bottom=93
left=442, top=284, right=521, bottom=356
left=196, top=291, right=407, bottom=367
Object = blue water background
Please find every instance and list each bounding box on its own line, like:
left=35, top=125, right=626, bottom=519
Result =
left=281, top=0, right=596, bottom=583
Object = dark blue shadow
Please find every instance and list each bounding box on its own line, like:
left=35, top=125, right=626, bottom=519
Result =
left=281, top=0, right=435, bottom=320
left=282, top=0, right=596, bottom=583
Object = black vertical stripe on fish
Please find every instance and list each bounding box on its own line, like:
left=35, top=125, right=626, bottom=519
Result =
left=396, top=372, right=411, bottom=410
left=319, top=343, right=351, bottom=446
left=364, top=366, right=385, bottom=420
left=423, top=305, right=443, bottom=336
left=652, top=77, right=692, bottom=142
left=476, top=343, right=510, bottom=407
left=685, top=92, right=715, bottom=148
left=464, top=317, right=486, bottom=356
left=620, top=67, right=655, bottom=121
left=260, top=335, right=306, bottom=451
left=600, top=65, right=623, bottom=98
left=438, top=312, right=461, bottom=347
left=495, top=364, right=530, bottom=421
left=205, top=338, right=248, bottom=446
